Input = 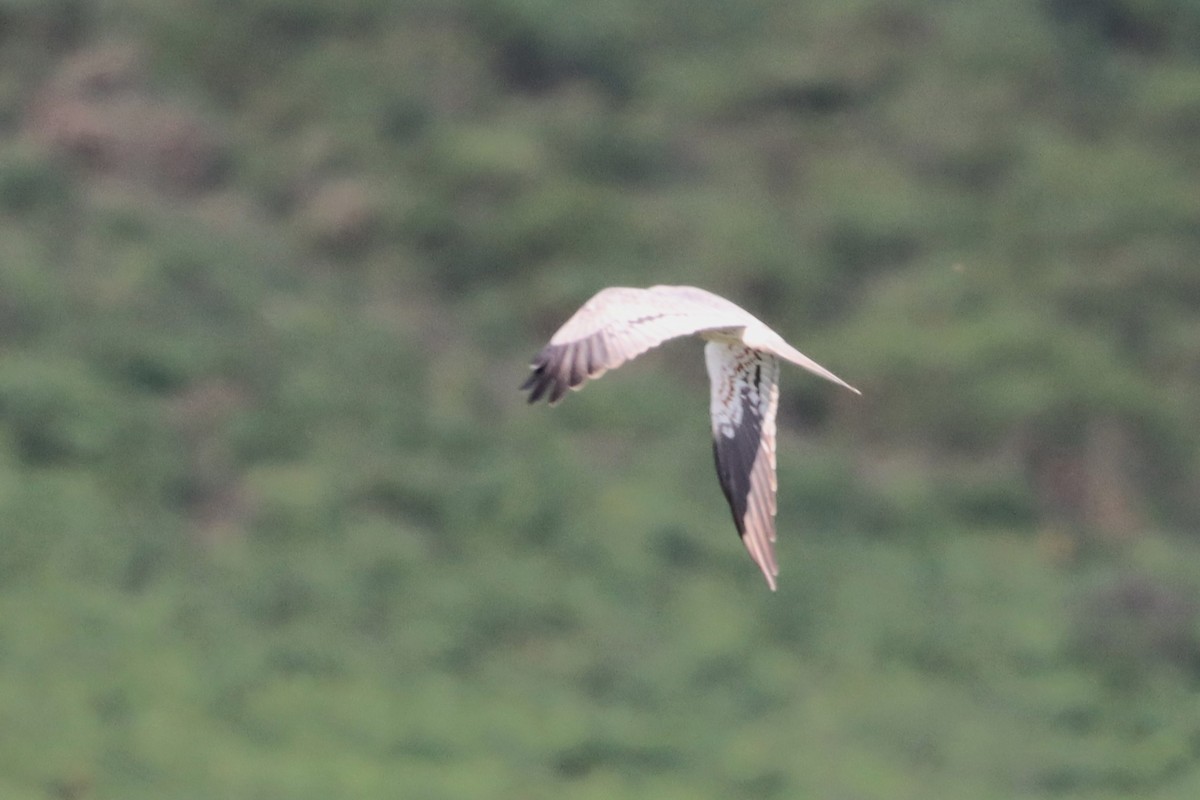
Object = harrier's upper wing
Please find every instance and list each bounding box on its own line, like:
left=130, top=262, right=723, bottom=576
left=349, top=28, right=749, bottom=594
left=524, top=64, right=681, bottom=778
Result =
left=521, top=286, right=756, bottom=404
left=705, top=341, right=781, bottom=590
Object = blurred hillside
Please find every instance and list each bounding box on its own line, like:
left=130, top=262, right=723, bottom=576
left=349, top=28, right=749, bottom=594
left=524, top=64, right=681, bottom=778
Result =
left=2, top=1, right=1200, bottom=798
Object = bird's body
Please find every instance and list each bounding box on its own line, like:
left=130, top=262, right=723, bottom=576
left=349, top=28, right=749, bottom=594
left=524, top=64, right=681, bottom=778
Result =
left=521, top=285, right=858, bottom=590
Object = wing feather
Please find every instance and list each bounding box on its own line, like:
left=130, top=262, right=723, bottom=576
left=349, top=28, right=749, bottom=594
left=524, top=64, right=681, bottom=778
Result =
left=705, top=341, right=781, bottom=590
left=522, top=286, right=755, bottom=405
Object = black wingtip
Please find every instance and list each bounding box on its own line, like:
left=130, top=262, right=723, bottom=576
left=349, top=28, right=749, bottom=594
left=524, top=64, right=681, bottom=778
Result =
left=521, top=343, right=574, bottom=405
left=521, top=337, right=611, bottom=405
left=522, top=365, right=551, bottom=403
left=521, top=343, right=560, bottom=404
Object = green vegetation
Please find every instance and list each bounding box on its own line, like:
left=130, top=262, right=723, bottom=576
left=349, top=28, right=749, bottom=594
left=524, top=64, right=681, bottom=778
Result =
left=1, top=0, right=1200, bottom=797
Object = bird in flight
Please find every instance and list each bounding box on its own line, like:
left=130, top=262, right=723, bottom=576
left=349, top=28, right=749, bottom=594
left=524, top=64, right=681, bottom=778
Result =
left=521, top=285, right=859, bottom=590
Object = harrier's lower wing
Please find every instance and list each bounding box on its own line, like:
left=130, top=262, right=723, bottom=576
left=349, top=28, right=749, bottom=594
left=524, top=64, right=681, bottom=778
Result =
left=704, top=341, right=781, bottom=590
left=522, top=286, right=754, bottom=404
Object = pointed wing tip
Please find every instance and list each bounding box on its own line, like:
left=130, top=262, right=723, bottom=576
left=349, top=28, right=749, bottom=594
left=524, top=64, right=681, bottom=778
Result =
left=822, top=371, right=861, bottom=396
left=825, top=375, right=861, bottom=396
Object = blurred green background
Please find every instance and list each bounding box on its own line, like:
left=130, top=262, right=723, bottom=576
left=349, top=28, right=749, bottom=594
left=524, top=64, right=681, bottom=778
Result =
left=2, top=0, right=1200, bottom=797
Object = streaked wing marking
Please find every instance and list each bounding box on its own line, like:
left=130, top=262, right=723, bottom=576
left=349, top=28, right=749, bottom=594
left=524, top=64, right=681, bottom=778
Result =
left=705, top=341, right=781, bottom=590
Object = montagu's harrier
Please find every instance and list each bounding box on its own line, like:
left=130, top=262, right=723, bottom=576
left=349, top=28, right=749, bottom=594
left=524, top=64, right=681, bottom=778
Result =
left=521, top=285, right=859, bottom=590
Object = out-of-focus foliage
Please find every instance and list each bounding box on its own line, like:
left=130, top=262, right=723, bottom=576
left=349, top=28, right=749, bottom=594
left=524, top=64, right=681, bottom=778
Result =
left=1, top=0, right=1200, bottom=797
